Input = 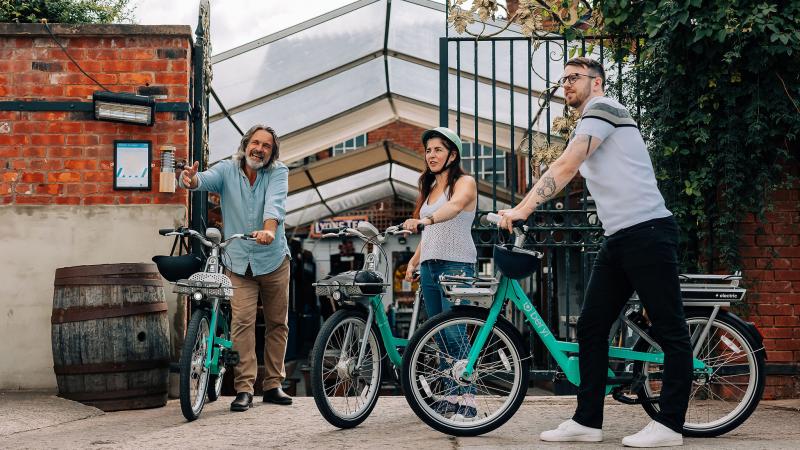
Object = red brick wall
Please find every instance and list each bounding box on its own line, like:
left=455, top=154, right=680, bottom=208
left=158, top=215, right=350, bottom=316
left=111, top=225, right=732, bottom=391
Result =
left=367, top=120, right=427, bottom=154
left=0, top=24, right=191, bottom=206
left=739, top=185, right=800, bottom=399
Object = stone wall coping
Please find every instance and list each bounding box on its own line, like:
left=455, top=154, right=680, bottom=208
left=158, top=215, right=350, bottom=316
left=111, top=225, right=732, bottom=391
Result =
left=0, top=23, right=192, bottom=38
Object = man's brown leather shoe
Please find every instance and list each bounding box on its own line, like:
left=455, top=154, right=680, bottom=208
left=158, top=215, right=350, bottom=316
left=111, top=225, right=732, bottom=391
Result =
left=262, top=387, right=292, bottom=405
left=230, top=392, right=253, bottom=411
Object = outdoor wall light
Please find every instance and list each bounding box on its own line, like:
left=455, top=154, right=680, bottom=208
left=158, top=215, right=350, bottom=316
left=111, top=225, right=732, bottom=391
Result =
left=93, top=91, right=156, bottom=126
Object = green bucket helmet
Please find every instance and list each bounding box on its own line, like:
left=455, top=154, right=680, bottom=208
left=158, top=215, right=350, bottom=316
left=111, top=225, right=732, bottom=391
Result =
left=421, top=126, right=463, bottom=154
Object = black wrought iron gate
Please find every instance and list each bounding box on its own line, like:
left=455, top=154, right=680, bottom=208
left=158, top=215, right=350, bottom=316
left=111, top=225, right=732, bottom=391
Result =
left=438, top=34, right=640, bottom=386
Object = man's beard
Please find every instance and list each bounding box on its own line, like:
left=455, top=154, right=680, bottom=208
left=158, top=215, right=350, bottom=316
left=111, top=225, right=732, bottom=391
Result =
left=245, top=155, right=266, bottom=170
left=567, top=85, right=590, bottom=108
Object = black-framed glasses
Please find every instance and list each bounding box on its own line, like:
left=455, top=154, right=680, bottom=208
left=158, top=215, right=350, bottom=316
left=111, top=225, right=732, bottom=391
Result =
left=559, top=73, right=597, bottom=85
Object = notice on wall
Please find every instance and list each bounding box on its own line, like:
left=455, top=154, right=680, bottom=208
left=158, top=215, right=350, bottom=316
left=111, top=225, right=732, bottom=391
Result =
left=114, top=141, right=152, bottom=190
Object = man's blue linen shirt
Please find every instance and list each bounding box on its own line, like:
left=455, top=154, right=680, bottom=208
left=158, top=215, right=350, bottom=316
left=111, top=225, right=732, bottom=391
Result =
left=191, top=159, right=290, bottom=276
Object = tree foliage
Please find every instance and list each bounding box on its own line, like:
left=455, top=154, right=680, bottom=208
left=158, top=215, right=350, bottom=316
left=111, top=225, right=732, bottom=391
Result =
left=598, top=0, right=800, bottom=271
left=0, top=0, right=134, bottom=24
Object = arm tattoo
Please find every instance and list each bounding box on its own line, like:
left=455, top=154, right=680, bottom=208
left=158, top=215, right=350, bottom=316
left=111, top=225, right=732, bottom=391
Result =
left=586, top=136, right=593, bottom=156
left=535, top=174, right=557, bottom=200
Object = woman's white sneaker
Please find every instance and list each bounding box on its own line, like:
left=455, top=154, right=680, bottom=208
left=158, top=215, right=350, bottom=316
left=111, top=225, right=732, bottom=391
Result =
left=622, top=420, right=683, bottom=447
left=539, top=419, right=603, bottom=442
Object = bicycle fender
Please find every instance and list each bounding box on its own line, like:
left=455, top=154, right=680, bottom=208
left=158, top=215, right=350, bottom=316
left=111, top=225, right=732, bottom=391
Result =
left=685, top=308, right=767, bottom=360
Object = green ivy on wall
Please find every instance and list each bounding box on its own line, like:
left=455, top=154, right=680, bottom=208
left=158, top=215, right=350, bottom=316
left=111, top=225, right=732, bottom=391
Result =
left=599, top=0, right=800, bottom=271
left=0, top=0, right=134, bottom=24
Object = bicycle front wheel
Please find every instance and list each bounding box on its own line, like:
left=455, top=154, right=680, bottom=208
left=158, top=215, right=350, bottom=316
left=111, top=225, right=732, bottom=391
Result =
left=310, top=309, right=383, bottom=428
left=179, top=309, right=212, bottom=421
left=401, top=307, right=529, bottom=436
left=635, top=310, right=765, bottom=437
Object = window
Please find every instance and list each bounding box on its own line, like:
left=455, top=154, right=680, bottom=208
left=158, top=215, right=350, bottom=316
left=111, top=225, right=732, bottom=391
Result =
left=331, top=133, right=368, bottom=156
left=461, top=141, right=506, bottom=186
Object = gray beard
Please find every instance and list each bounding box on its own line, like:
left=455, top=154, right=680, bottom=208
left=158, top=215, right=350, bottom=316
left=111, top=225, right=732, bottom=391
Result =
left=245, top=156, right=265, bottom=170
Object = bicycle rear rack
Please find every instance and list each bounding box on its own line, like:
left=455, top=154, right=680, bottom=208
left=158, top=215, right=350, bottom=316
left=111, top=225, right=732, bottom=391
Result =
left=627, top=272, right=746, bottom=306
left=439, top=275, right=500, bottom=307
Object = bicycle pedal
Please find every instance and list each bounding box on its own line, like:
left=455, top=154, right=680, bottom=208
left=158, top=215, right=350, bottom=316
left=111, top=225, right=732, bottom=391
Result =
left=221, top=349, right=240, bottom=366
left=611, top=387, right=641, bottom=405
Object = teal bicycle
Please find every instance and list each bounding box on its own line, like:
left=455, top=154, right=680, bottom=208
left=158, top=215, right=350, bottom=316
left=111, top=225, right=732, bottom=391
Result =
left=401, top=213, right=766, bottom=437
left=310, top=221, right=426, bottom=428
left=154, top=227, right=254, bottom=421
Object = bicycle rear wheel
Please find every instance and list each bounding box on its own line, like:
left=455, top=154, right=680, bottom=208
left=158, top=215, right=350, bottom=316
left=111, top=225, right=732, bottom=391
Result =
left=310, top=309, right=383, bottom=428
left=402, top=307, right=529, bottom=436
left=179, top=309, right=212, bottom=421
left=635, top=310, right=765, bottom=437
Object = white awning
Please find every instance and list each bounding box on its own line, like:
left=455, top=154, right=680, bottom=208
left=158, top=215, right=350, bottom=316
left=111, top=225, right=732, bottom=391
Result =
left=285, top=141, right=512, bottom=227
left=208, top=0, right=583, bottom=165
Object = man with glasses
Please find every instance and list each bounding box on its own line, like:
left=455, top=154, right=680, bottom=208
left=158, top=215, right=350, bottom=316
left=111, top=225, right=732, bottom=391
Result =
left=180, top=124, right=294, bottom=411
left=499, top=57, right=691, bottom=447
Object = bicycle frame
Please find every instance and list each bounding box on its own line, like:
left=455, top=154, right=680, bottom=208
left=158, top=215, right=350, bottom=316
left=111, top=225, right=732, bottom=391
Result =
left=458, top=275, right=710, bottom=385
left=315, top=223, right=416, bottom=371
left=199, top=249, right=231, bottom=376
left=170, top=229, right=241, bottom=377
left=357, top=294, right=408, bottom=368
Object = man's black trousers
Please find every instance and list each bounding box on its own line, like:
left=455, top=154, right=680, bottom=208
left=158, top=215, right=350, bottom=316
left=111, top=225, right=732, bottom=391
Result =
left=572, top=216, right=693, bottom=434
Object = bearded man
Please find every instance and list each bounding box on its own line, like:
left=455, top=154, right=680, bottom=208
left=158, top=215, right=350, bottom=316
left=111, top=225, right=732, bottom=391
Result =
left=180, top=124, right=293, bottom=411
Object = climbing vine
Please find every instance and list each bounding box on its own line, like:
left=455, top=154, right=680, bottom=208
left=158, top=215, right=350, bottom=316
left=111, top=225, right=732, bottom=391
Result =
left=598, top=0, right=800, bottom=271
left=449, top=0, right=799, bottom=271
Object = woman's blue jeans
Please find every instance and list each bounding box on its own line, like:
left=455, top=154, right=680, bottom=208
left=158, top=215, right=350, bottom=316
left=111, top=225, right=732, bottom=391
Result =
left=419, top=259, right=476, bottom=397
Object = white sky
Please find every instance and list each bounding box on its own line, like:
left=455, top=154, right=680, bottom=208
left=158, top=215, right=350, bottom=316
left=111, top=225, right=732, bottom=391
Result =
left=131, top=0, right=445, bottom=55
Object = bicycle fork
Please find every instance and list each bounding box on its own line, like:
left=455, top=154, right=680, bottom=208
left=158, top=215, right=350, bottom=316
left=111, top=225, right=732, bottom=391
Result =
left=354, top=304, right=375, bottom=372
left=204, top=298, right=233, bottom=374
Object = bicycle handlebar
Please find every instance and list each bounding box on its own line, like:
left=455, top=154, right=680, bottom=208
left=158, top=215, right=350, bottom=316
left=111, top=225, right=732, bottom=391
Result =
left=481, top=213, right=527, bottom=247
left=319, top=224, right=413, bottom=242
left=158, top=228, right=257, bottom=248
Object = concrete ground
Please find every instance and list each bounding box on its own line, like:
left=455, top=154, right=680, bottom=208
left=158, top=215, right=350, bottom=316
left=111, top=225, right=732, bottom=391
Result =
left=1, top=392, right=798, bottom=449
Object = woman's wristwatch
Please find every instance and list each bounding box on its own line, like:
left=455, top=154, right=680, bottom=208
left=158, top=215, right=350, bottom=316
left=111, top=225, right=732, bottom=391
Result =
left=423, top=214, right=434, bottom=225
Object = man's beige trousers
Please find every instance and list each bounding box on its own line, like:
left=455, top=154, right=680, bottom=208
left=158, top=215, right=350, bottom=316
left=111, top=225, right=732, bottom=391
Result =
left=227, top=257, right=290, bottom=394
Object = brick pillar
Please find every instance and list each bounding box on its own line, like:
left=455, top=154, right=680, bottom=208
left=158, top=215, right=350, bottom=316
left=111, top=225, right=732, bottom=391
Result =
left=738, top=181, right=800, bottom=399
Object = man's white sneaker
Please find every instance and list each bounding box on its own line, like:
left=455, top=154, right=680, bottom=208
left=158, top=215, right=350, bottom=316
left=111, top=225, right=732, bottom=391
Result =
left=622, top=420, right=683, bottom=447
left=539, top=419, right=603, bottom=442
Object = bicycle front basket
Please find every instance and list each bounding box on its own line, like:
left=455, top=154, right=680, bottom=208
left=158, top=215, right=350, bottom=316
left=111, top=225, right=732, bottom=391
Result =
left=314, top=270, right=386, bottom=298
left=174, top=272, right=233, bottom=298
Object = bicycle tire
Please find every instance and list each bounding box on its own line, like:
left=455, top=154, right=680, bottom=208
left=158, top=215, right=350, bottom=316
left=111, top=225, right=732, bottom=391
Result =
left=310, top=308, right=384, bottom=428
left=634, top=309, right=765, bottom=437
left=179, top=309, right=212, bottom=421
left=207, top=372, right=223, bottom=403
left=401, top=307, right=529, bottom=436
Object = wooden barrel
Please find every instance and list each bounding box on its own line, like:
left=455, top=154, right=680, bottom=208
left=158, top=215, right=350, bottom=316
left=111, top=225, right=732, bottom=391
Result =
left=51, top=263, right=170, bottom=411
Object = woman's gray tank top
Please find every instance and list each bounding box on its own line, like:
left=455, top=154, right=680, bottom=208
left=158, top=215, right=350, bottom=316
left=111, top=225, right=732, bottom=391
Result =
left=419, top=187, right=477, bottom=264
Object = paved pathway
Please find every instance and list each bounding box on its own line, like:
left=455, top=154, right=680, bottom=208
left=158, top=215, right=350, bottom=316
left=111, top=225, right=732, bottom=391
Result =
left=1, top=392, right=798, bottom=449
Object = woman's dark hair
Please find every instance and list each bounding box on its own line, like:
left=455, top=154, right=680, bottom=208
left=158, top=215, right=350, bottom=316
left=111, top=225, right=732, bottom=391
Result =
left=412, top=131, right=465, bottom=219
